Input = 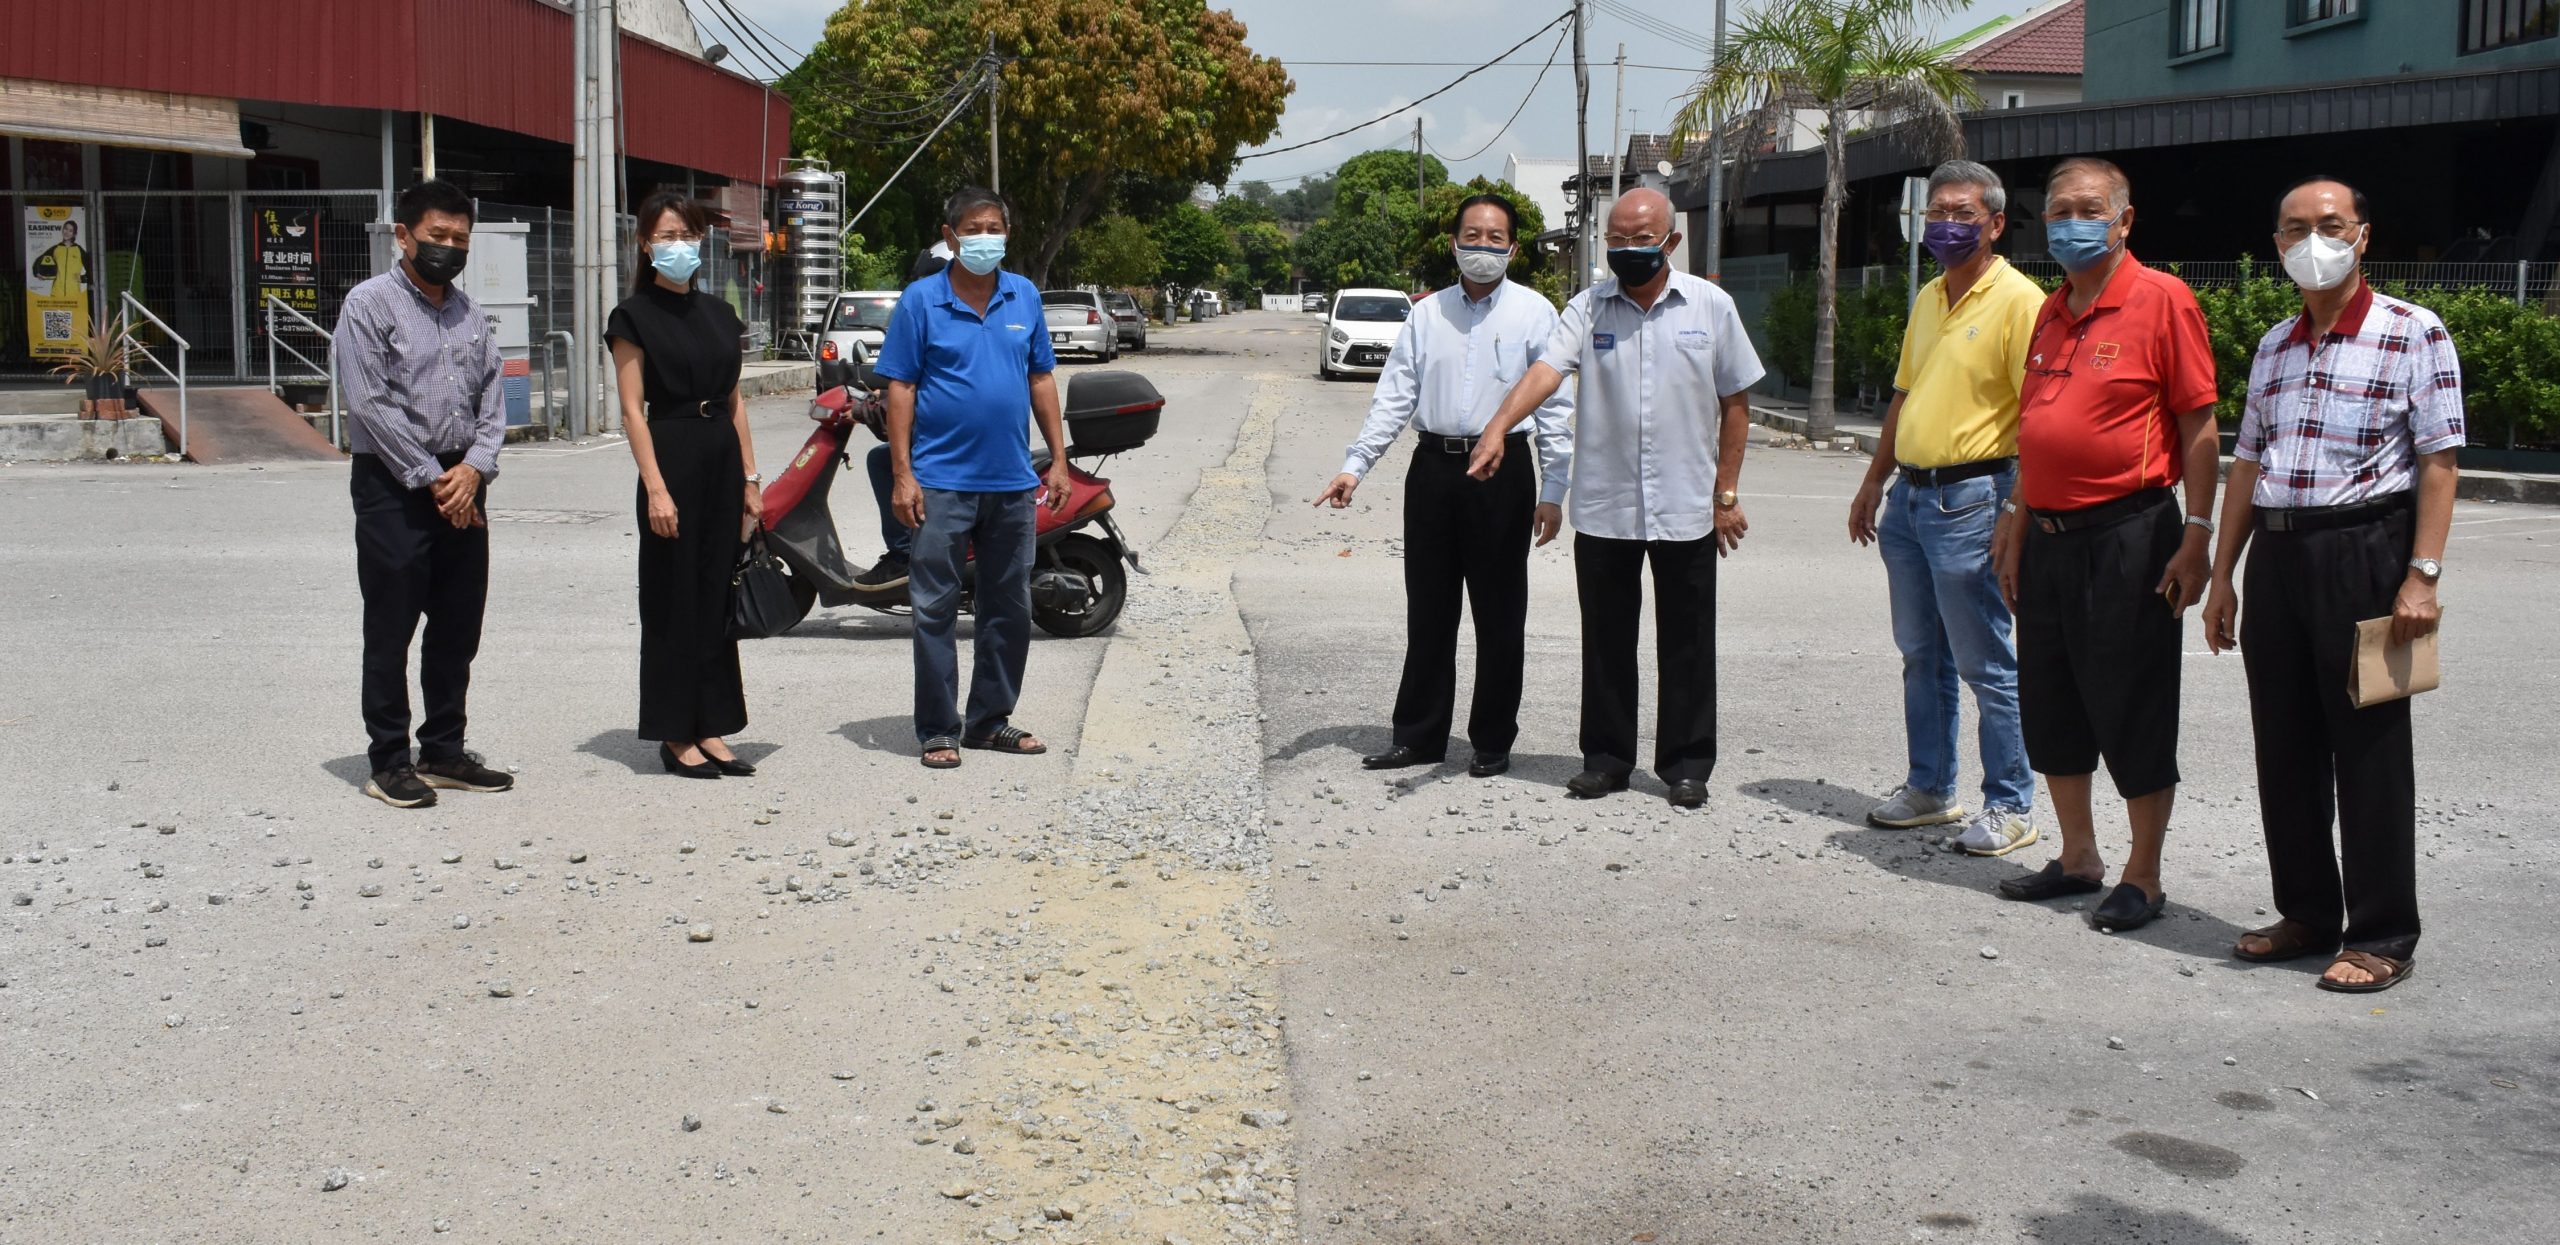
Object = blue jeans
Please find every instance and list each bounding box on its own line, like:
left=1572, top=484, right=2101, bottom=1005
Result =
left=910, top=487, right=1035, bottom=744
left=1877, top=469, right=2033, bottom=812
left=865, top=444, right=913, bottom=558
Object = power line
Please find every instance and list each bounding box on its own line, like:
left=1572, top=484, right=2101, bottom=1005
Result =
left=1236, top=8, right=1574, bottom=161
left=1424, top=23, right=1569, bottom=164
left=1588, top=0, right=1714, bottom=54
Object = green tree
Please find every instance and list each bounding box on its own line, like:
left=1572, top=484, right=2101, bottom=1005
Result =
left=1151, top=201, right=1237, bottom=291
left=1331, top=148, right=1448, bottom=223
left=1211, top=194, right=1277, bottom=228
left=1672, top=0, right=1976, bottom=440
left=1293, top=213, right=1402, bottom=289
left=1400, top=176, right=1548, bottom=290
left=1231, top=219, right=1295, bottom=293
left=788, top=0, right=1291, bottom=285
left=1062, top=213, right=1163, bottom=288
left=1274, top=174, right=1336, bottom=227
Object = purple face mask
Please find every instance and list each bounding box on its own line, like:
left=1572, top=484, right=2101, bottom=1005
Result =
left=1923, top=219, right=1983, bottom=268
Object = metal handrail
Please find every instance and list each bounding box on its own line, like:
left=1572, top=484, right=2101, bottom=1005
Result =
left=538, top=329, right=575, bottom=439
left=263, top=295, right=342, bottom=448
left=118, top=291, right=190, bottom=460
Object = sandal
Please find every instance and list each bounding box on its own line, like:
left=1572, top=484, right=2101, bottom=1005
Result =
left=2316, top=949, right=2414, bottom=994
left=962, top=724, right=1048, bottom=756
left=920, top=735, right=963, bottom=770
left=1996, top=860, right=2106, bottom=902
left=2233, top=918, right=2335, bottom=964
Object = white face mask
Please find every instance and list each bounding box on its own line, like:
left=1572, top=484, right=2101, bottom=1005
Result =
left=1453, top=244, right=1512, bottom=285
left=2282, top=225, right=2363, bottom=292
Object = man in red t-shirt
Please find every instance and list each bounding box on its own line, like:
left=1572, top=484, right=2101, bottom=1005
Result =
left=1988, top=158, right=2220, bottom=934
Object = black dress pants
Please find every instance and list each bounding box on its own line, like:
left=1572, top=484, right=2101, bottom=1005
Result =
left=2241, top=500, right=2421, bottom=961
left=1391, top=437, right=1535, bottom=757
left=1575, top=531, right=1717, bottom=783
left=353, top=451, right=488, bottom=774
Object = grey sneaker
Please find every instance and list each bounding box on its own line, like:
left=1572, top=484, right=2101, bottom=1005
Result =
left=1957, top=807, right=2039, bottom=856
left=1867, top=785, right=1964, bottom=828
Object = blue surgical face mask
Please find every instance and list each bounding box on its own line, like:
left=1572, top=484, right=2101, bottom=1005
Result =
left=956, top=233, right=1007, bottom=276
left=2045, top=213, right=2120, bottom=274
left=651, top=239, right=702, bottom=284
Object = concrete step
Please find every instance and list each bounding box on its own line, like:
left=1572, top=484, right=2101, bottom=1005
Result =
left=0, top=413, right=170, bottom=461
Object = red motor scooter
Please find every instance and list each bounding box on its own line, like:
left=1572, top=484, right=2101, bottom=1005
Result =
left=758, top=358, right=1159, bottom=637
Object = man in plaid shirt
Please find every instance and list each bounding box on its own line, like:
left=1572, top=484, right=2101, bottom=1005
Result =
left=2201, top=176, right=2462, bottom=994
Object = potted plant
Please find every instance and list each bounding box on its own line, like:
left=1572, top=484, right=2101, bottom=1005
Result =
left=49, top=314, right=134, bottom=420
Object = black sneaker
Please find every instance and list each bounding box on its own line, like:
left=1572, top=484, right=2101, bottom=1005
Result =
left=416, top=755, right=515, bottom=793
left=365, top=766, right=437, bottom=808
left=856, top=555, right=911, bottom=590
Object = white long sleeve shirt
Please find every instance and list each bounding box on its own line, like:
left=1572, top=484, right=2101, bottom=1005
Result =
left=1542, top=270, right=1764, bottom=542
left=1340, top=280, right=1575, bottom=505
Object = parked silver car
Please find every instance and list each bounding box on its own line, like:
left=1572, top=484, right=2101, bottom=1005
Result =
left=1102, top=290, right=1147, bottom=350
left=818, top=290, right=901, bottom=378
left=1040, top=289, right=1120, bottom=362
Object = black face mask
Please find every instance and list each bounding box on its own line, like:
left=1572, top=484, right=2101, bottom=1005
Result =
left=411, top=241, right=469, bottom=287
left=1605, top=245, right=1666, bottom=287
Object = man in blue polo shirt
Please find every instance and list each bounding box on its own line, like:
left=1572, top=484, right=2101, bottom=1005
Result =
left=874, top=186, right=1072, bottom=769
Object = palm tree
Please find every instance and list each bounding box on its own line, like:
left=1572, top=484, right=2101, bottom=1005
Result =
left=1672, top=0, right=1978, bottom=441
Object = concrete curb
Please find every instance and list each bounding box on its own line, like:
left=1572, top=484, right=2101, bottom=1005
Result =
left=1747, top=403, right=2560, bottom=508
left=0, top=415, right=172, bottom=462
left=739, top=362, right=816, bottom=399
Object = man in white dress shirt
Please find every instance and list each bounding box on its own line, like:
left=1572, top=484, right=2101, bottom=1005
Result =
left=1316, top=194, right=1574, bottom=778
left=1470, top=188, right=1765, bottom=808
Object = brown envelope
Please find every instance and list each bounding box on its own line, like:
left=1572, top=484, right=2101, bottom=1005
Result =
left=2350, top=614, right=2442, bottom=709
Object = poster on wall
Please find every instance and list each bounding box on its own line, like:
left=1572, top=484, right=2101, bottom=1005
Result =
left=23, top=205, right=92, bottom=360
left=253, top=206, right=321, bottom=319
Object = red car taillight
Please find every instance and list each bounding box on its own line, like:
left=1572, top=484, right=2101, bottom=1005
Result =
left=1087, top=309, right=1101, bottom=325
left=820, top=340, right=838, bottom=361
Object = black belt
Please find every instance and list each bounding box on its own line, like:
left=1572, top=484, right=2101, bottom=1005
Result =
left=2257, top=492, right=2412, bottom=534
left=648, top=399, right=727, bottom=420
left=1417, top=430, right=1527, bottom=455
left=1899, top=456, right=2014, bottom=488
left=2029, top=486, right=2173, bottom=535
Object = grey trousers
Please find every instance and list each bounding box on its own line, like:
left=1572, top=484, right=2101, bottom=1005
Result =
left=910, top=487, right=1036, bottom=743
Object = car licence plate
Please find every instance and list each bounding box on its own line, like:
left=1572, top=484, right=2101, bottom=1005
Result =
left=1051, top=332, right=1069, bottom=344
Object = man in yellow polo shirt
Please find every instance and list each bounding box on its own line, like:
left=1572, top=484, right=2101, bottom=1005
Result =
left=1848, top=160, right=2046, bottom=853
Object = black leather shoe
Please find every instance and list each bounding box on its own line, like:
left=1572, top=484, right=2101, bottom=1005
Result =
left=2090, top=882, right=2167, bottom=931
left=1361, top=745, right=1444, bottom=771
left=1467, top=752, right=1510, bottom=778
left=1997, top=860, right=2108, bottom=902
left=704, top=752, right=756, bottom=777
left=1666, top=779, right=1707, bottom=808
left=1566, top=769, right=1630, bottom=799
left=660, top=743, right=721, bottom=780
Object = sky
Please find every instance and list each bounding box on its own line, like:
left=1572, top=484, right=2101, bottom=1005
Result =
left=729, top=0, right=2050, bottom=190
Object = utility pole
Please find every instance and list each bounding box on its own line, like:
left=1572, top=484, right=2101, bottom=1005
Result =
left=572, top=0, right=622, bottom=436
left=1414, top=116, right=1424, bottom=220
left=987, top=39, right=1002, bottom=194
left=1703, top=0, right=1729, bottom=281
left=1572, top=0, right=1590, bottom=292
left=1610, top=44, right=1625, bottom=202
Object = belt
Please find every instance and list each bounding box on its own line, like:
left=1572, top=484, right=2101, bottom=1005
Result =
left=648, top=399, right=727, bottom=420
left=1417, top=430, right=1527, bottom=454
left=2029, top=486, right=2172, bottom=535
left=2257, top=492, right=2413, bottom=534
left=1898, top=456, right=2014, bottom=488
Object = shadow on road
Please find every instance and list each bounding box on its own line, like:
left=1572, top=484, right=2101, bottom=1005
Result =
left=319, top=755, right=372, bottom=789
left=835, top=715, right=918, bottom=756
left=2020, top=1193, right=2255, bottom=1244
left=1267, top=723, right=1393, bottom=764
left=577, top=729, right=782, bottom=774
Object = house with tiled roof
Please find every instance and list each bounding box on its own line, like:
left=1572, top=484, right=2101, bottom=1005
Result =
left=1951, top=0, right=2085, bottom=111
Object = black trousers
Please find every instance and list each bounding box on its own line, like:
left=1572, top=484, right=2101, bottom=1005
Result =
left=353, top=451, right=488, bottom=774
left=1575, top=531, right=1717, bottom=783
left=1391, top=437, right=1535, bottom=756
left=2241, top=500, right=2421, bottom=961
left=636, top=415, right=748, bottom=743
left=2016, top=489, right=2184, bottom=799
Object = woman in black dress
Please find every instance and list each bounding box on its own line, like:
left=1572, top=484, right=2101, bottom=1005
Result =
left=608, top=192, right=761, bottom=778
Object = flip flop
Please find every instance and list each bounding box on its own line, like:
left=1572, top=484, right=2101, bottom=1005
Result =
left=2315, top=949, right=2414, bottom=994
left=2233, top=919, right=2336, bottom=964
left=962, top=725, right=1048, bottom=756
left=921, top=735, right=963, bottom=770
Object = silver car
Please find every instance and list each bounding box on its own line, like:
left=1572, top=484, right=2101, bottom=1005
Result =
left=819, top=290, right=901, bottom=383
left=1040, top=290, right=1120, bottom=362
left=1102, top=290, right=1147, bottom=350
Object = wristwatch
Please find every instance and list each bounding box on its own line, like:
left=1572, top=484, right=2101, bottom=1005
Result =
left=2408, top=557, right=2441, bottom=582
left=745, top=472, right=764, bottom=485
left=1715, top=489, right=1739, bottom=508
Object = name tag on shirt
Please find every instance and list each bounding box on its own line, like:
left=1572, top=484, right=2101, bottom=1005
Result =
left=1593, top=332, right=1616, bottom=352
left=1676, top=329, right=1712, bottom=352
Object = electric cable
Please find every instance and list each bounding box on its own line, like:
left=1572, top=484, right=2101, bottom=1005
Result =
left=1235, top=9, right=1573, bottom=160
left=1423, top=22, right=1569, bottom=164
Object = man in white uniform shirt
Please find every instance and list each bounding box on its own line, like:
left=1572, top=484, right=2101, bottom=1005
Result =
left=1471, top=188, right=1764, bottom=808
left=1317, top=194, right=1574, bottom=779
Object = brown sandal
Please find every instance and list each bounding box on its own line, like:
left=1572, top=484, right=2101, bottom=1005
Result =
left=2232, top=919, right=2334, bottom=964
left=2316, top=949, right=2413, bottom=993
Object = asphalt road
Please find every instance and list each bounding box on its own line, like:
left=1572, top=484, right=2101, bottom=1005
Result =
left=3, top=309, right=2555, bottom=1243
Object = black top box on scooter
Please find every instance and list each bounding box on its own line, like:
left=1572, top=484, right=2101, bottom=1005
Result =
left=1064, top=370, right=1163, bottom=456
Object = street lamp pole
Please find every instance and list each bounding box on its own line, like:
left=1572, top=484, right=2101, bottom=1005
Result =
left=1572, top=0, right=1590, bottom=292
left=1703, top=0, right=1729, bottom=282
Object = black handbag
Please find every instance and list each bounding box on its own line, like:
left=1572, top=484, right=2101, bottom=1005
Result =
left=729, top=529, right=800, bottom=639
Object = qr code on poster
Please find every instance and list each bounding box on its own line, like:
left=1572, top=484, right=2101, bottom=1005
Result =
left=40, top=310, right=72, bottom=343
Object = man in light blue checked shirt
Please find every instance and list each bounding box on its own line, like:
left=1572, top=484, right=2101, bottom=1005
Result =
left=1314, top=194, right=1572, bottom=781
left=332, top=180, right=513, bottom=810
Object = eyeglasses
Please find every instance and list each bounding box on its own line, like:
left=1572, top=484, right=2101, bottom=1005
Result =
left=1602, top=232, right=1665, bottom=249
left=1924, top=209, right=1988, bottom=225
left=2275, top=220, right=2363, bottom=245
left=647, top=230, right=706, bottom=244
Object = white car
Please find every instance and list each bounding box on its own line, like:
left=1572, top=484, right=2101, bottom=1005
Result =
left=818, top=290, right=901, bottom=386
left=1318, top=288, right=1412, bottom=381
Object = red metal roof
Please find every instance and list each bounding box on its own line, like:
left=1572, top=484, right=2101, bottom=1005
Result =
left=0, top=0, right=787, bottom=184
left=1956, top=0, right=2085, bottom=77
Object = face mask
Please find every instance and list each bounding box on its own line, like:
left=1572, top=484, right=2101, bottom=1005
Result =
left=1606, top=245, right=1666, bottom=287
left=651, top=240, right=702, bottom=284
left=2045, top=213, right=2120, bottom=274
left=2282, top=226, right=2363, bottom=292
left=1454, top=244, right=1512, bottom=285
left=956, top=234, right=1007, bottom=276
left=1923, top=220, right=1983, bottom=268
left=410, top=240, right=468, bottom=287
